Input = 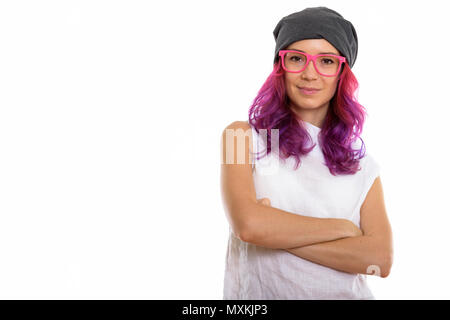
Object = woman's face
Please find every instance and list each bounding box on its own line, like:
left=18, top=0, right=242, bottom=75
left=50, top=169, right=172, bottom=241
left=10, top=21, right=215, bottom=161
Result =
left=283, top=39, right=342, bottom=122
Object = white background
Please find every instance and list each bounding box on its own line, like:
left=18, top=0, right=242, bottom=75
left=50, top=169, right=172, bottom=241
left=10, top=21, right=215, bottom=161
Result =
left=0, top=0, right=448, bottom=299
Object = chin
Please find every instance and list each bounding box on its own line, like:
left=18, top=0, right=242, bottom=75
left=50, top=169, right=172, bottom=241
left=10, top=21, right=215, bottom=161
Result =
left=295, top=99, right=321, bottom=108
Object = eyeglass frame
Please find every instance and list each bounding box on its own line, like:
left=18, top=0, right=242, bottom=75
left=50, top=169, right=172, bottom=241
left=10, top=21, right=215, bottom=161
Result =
left=278, top=50, right=347, bottom=77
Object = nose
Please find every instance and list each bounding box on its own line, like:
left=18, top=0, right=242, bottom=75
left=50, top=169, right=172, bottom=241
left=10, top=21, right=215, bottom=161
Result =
left=301, top=59, right=319, bottom=78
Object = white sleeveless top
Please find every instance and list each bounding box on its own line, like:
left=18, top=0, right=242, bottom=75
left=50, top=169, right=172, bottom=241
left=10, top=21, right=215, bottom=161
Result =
left=223, top=120, right=380, bottom=300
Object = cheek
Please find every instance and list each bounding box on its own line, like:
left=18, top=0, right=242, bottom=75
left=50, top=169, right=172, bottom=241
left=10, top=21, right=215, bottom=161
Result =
left=322, top=79, right=339, bottom=97
left=284, top=75, right=297, bottom=94
left=284, top=74, right=296, bottom=87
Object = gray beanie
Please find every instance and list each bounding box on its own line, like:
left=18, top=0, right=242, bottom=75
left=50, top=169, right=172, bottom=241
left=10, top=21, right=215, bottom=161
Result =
left=273, top=7, right=358, bottom=68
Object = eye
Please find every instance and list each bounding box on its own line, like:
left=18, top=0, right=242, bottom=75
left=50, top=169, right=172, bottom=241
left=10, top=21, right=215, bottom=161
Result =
left=289, top=55, right=303, bottom=62
left=320, top=57, right=337, bottom=65
left=321, top=58, right=334, bottom=64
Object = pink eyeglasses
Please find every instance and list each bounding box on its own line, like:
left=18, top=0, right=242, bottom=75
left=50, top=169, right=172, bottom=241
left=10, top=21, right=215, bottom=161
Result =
left=278, top=50, right=346, bottom=77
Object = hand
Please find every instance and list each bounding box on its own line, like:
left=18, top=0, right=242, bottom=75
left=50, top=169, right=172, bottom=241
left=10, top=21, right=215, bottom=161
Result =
left=257, top=197, right=271, bottom=207
left=345, top=220, right=363, bottom=237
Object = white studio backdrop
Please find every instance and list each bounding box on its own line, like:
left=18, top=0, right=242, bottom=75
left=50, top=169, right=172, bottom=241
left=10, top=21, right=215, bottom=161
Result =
left=0, top=0, right=448, bottom=299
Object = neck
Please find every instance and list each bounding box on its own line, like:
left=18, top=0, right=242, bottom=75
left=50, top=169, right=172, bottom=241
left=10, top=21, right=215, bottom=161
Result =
left=289, top=102, right=329, bottom=129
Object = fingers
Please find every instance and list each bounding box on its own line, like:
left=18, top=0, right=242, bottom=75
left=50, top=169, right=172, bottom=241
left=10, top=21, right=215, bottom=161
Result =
left=257, top=198, right=271, bottom=206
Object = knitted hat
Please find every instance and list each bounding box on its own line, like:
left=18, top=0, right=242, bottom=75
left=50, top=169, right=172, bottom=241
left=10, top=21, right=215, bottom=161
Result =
left=273, top=7, right=358, bottom=68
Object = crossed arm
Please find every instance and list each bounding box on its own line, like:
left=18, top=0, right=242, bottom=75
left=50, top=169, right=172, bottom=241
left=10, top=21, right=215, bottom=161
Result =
left=221, top=122, right=393, bottom=278
left=260, top=177, right=394, bottom=278
left=285, top=233, right=392, bottom=277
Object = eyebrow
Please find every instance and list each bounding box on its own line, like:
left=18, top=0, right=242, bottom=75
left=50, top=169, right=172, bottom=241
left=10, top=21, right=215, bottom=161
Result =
left=287, top=49, right=339, bottom=55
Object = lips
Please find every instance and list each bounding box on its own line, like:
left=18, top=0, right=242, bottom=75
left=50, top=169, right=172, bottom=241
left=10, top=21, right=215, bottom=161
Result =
left=298, top=87, right=320, bottom=91
left=298, top=87, right=320, bottom=95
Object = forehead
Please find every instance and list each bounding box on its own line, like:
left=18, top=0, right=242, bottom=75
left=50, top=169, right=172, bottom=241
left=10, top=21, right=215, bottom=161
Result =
left=286, top=39, right=339, bottom=55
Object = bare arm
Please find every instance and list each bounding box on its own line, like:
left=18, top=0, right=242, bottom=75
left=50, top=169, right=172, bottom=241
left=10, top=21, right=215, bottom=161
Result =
left=239, top=199, right=361, bottom=250
left=220, top=121, right=361, bottom=250
left=284, top=177, right=394, bottom=277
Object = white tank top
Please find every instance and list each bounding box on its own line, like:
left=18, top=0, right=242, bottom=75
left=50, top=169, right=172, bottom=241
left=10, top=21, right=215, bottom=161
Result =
left=223, top=120, right=380, bottom=299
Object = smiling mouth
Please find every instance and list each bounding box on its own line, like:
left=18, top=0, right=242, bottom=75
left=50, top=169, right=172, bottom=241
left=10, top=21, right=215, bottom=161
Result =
left=298, top=87, right=320, bottom=95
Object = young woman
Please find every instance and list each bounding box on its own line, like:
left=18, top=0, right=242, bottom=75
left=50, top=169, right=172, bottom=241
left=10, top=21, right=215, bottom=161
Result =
left=220, top=7, right=393, bottom=299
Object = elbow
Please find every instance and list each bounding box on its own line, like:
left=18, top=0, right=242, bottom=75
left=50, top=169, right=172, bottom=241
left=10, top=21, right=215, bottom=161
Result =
left=368, top=235, right=393, bottom=278
left=229, top=221, right=250, bottom=242
left=381, top=254, right=393, bottom=278
left=367, top=248, right=393, bottom=278
left=237, top=228, right=252, bottom=243
left=230, top=203, right=259, bottom=244
left=236, top=221, right=255, bottom=243
left=379, top=250, right=394, bottom=278
left=228, top=211, right=254, bottom=243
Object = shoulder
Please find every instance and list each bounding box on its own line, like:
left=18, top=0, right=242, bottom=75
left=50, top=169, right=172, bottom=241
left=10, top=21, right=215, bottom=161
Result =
left=359, top=152, right=381, bottom=184
left=222, top=121, right=254, bottom=146
left=223, top=120, right=251, bottom=131
left=351, top=137, right=380, bottom=173
left=362, top=152, right=380, bottom=169
left=221, top=120, right=255, bottom=165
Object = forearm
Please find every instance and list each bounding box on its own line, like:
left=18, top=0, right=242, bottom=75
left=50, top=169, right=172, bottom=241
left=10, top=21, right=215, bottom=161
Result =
left=242, top=203, right=356, bottom=250
left=285, top=234, right=391, bottom=277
